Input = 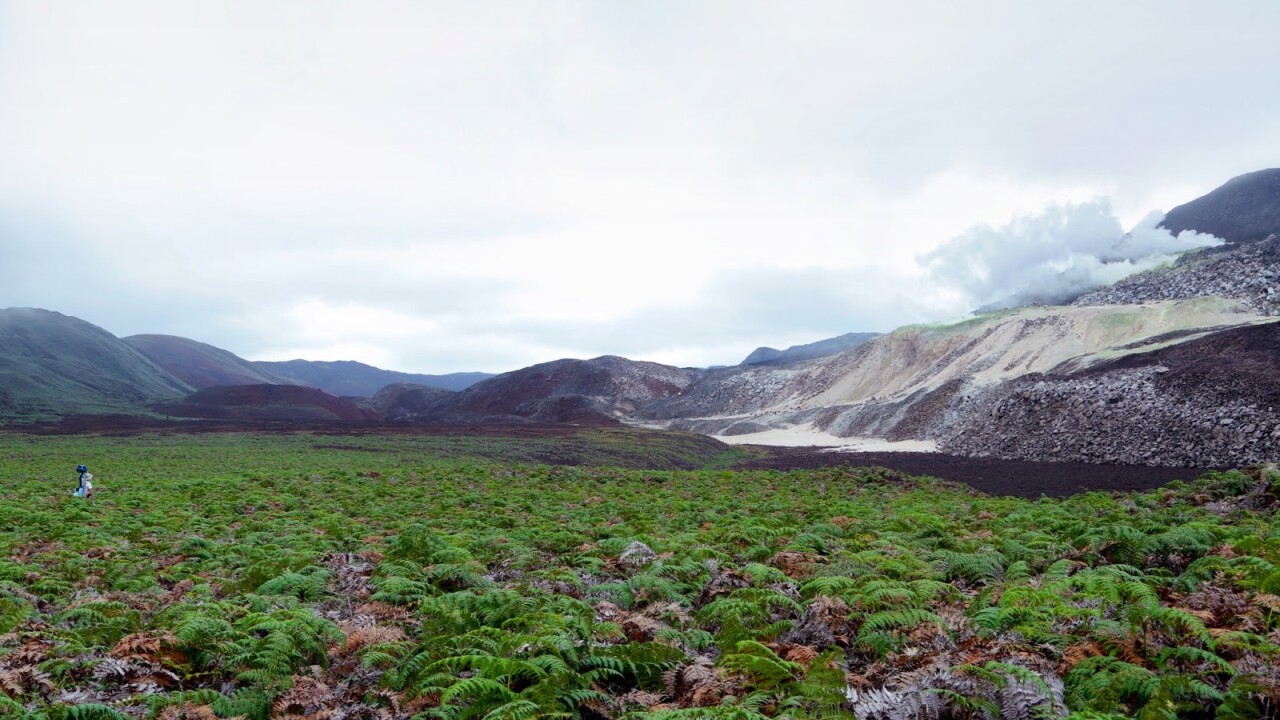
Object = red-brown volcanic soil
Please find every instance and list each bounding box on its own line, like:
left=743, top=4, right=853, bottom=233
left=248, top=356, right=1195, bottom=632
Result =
left=153, top=384, right=379, bottom=422
left=733, top=446, right=1210, bottom=498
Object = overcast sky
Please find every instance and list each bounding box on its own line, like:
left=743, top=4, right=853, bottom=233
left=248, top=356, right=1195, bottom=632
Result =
left=2, top=2, right=1277, bottom=373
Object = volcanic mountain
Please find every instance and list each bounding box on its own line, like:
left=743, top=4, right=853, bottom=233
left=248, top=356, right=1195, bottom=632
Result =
left=417, top=356, right=699, bottom=425
left=1160, top=168, right=1280, bottom=244
left=123, top=334, right=299, bottom=389
left=123, top=335, right=493, bottom=396
left=254, top=359, right=493, bottom=396
left=0, top=308, right=191, bottom=421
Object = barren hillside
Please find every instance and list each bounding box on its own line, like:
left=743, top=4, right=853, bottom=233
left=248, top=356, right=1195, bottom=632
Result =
left=646, top=297, right=1278, bottom=441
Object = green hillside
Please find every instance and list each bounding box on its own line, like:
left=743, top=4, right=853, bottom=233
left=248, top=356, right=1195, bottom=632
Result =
left=0, top=308, right=192, bottom=422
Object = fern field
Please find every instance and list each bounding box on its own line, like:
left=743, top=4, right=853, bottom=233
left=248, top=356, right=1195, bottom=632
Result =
left=2, top=433, right=1280, bottom=719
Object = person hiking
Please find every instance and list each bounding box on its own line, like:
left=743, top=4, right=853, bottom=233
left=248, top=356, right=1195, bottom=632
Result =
left=74, top=464, right=94, bottom=499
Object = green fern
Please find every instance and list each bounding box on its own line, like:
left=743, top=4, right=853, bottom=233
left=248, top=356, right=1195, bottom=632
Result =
left=859, top=608, right=944, bottom=635
left=698, top=588, right=802, bottom=644
left=254, top=565, right=330, bottom=601
left=1066, top=656, right=1159, bottom=713
left=718, top=640, right=801, bottom=690
left=146, top=689, right=229, bottom=717
left=933, top=549, right=1006, bottom=583
left=1155, top=645, right=1235, bottom=675
left=799, top=575, right=859, bottom=598
left=50, top=705, right=132, bottom=720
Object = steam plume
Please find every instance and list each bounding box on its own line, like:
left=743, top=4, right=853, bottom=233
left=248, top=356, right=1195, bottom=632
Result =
left=921, top=198, right=1223, bottom=311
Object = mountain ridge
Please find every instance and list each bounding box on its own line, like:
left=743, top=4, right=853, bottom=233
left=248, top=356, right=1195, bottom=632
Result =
left=741, top=331, right=881, bottom=366
left=254, top=359, right=493, bottom=396
left=123, top=334, right=300, bottom=389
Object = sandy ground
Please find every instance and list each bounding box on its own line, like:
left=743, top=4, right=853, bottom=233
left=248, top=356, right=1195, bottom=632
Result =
left=711, top=424, right=939, bottom=452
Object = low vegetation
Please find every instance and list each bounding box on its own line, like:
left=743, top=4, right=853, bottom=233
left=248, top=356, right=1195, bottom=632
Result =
left=1, top=432, right=1279, bottom=719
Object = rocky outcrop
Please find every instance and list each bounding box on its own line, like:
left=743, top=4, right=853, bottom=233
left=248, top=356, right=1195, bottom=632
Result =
left=1073, top=234, right=1280, bottom=315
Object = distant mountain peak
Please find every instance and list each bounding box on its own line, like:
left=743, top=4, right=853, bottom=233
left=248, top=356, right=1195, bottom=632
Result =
left=1159, top=168, right=1280, bottom=245
left=254, top=359, right=494, bottom=396
left=741, top=332, right=880, bottom=366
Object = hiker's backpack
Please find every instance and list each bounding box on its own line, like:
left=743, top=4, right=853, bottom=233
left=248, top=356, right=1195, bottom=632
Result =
left=74, top=472, right=93, bottom=498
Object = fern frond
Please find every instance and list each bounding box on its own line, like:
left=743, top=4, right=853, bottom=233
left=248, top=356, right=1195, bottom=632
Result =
left=51, top=704, right=132, bottom=720
left=440, top=676, right=518, bottom=705
left=859, top=608, right=944, bottom=635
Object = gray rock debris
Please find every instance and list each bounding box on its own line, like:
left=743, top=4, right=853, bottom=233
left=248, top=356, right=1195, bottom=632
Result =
left=1074, top=234, right=1280, bottom=314
left=938, top=367, right=1280, bottom=467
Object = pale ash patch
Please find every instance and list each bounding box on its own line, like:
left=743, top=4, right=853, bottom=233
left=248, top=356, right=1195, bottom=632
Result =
left=712, top=423, right=938, bottom=452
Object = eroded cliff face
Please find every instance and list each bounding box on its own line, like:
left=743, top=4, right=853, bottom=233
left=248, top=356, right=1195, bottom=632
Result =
left=649, top=297, right=1278, bottom=450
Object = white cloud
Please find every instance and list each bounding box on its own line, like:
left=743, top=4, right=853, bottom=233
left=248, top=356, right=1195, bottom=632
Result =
left=0, top=1, right=1277, bottom=372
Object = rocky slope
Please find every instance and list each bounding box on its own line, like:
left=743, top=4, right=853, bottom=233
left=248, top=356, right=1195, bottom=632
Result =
left=123, top=334, right=299, bottom=389
left=645, top=298, right=1273, bottom=439
left=369, top=383, right=455, bottom=421
left=939, top=322, right=1280, bottom=467
left=1072, top=234, right=1280, bottom=315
